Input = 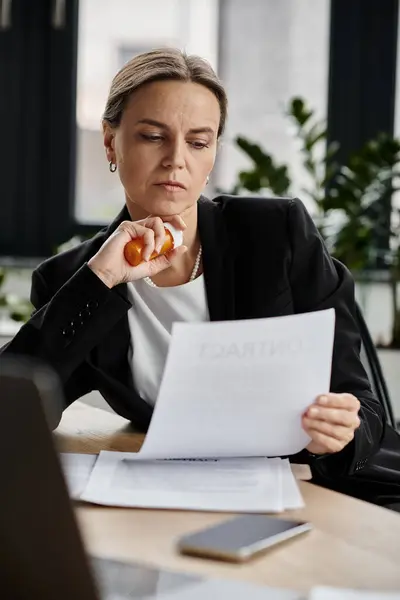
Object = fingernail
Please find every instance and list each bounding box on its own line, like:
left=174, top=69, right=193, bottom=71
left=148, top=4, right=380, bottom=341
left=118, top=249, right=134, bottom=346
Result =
left=309, top=407, right=319, bottom=416
left=318, top=395, right=328, bottom=405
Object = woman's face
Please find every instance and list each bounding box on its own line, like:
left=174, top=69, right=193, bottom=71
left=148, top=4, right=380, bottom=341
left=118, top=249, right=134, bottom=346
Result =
left=103, top=79, right=220, bottom=219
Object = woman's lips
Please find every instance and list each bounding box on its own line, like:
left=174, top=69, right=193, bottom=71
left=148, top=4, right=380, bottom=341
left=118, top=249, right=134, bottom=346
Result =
left=156, top=183, right=186, bottom=192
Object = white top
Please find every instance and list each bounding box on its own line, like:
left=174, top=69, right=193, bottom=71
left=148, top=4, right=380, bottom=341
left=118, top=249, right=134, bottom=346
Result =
left=126, top=276, right=209, bottom=405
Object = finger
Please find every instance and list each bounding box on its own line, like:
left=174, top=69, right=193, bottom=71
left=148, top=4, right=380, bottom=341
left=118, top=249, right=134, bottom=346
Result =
left=166, top=245, right=188, bottom=259
left=142, top=228, right=156, bottom=261
left=316, top=393, right=360, bottom=412
left=303, top=416, right=356, bottom=444
left=163, top=214, right=187, bottom=231
left=305, top=405, right=361, bottom=428
left=148, top=246, right=187, bottom=274
left=304, top=429, right=345, bottom=454
left=118, top=220, right=149, bottom=241
left=145, top=217, right=166, bottom=253
left=131, top=245, right=187, bottom=279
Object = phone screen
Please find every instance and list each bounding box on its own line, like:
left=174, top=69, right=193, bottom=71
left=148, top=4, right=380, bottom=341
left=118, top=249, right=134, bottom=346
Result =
left=178, top=515, right=311, bottom=561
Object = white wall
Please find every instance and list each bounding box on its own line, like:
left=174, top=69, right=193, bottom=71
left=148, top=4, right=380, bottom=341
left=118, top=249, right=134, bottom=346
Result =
left=77, top=0, right=219, bottom=131
left=216, top=0, right=330, bottom=213
left=75, top=0, right=330, bottom=222
left=75, top=0, right=219, bottom=223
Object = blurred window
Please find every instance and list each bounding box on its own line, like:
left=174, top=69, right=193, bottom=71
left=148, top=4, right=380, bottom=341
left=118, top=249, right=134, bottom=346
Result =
left=75, top=0, right=219, bottom=224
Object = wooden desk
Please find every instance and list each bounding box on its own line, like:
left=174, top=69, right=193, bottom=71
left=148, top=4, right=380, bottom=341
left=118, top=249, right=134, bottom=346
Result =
left=56, top=402, right=400, bottom=594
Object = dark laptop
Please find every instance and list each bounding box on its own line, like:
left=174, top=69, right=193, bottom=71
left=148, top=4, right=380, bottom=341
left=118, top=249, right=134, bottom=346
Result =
left=0, top=356, right=301, bottom=600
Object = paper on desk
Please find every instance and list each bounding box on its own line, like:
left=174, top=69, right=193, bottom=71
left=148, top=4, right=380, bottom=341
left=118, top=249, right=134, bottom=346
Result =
left=138, top=309, right=335, bottom=460
left=310, top=588, right=400, bottom=600
left=60, top=453, right=97, bottom=499
left=80, top=451, right=301, bottom=513
left=280, top=458, right=305, bottom=510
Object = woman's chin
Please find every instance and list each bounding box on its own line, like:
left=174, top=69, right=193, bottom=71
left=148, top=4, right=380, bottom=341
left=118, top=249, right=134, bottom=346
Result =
left=136, top=194, right=193, bottom=217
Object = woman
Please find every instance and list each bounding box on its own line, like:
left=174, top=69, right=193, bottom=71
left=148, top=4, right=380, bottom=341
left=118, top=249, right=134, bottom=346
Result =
left=1, top=48, right=383, bottom=481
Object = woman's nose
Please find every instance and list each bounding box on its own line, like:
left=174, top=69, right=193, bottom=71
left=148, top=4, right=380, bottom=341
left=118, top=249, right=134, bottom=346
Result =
left=162, top=140, right=186, bottom=169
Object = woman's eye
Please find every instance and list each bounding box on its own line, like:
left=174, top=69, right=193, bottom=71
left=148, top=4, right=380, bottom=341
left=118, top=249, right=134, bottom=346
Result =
left=141, top=133, right=163, bottom=142
left=189, top=141, right=209, bottom=149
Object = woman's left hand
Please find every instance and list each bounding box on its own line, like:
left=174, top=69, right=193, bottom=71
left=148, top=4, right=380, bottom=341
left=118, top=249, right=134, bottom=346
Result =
left=302, top=393, right=361, bottom=455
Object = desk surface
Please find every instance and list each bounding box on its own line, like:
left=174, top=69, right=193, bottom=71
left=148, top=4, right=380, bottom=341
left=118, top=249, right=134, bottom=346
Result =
left=55, top=402, right=400, bottom=594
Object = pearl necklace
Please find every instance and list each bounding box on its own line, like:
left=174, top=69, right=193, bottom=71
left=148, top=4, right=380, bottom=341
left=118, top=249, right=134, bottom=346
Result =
left=143, top=246, right=203, bottom=288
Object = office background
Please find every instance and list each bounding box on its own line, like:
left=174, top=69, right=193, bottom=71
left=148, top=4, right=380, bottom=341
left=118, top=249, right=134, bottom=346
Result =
left=0, top=0, right=399, bottom=417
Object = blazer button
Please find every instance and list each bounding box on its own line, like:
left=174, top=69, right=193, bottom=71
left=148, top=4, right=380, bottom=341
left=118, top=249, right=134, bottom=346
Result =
left=62, top=326, right=75, bottom=340
left=62, top=321, right=76, bottom=339
left=77, top=309, right=88, bottom=324
left=86, top=300, right=99, bottom=310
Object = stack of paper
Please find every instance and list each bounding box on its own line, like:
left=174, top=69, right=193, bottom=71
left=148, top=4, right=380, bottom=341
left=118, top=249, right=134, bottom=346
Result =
left=62, top=310, right=336, bottom=513
left=60, top=453, right=97, bottom=498
left=62, top=452, right=303, bottom=512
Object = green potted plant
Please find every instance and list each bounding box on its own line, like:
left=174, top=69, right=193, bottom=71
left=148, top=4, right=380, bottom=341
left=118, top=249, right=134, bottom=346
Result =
left=0, top=237, right=86, bottom=338
left=230, top=97, right=400, bottom=350
left=0, top=267, right=32, bottom=336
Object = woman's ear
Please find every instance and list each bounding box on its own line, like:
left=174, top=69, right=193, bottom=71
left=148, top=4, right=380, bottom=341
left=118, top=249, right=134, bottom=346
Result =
left=102, top=121, right=116, bottom=163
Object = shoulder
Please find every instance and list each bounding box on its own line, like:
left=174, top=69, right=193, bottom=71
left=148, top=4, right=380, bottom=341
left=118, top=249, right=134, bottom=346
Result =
left=210, top=194, right=309, bottom=235
left=211, top=193, right=293, bottom=213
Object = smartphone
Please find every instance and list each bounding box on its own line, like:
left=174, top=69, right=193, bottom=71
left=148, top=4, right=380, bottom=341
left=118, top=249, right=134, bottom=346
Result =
left=177, top=514, right=312, bottom=563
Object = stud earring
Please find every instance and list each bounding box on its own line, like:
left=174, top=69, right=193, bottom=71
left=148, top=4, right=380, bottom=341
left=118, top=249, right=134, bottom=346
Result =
left=206, top=175, right=210, bottom=185
left=109, top=161, right=117, bottom=173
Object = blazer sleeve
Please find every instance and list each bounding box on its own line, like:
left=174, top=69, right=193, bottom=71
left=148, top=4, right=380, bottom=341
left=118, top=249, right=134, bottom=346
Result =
left=287, top=198, right=385, bottom=477
left=0, top=264, right=131, bottom=405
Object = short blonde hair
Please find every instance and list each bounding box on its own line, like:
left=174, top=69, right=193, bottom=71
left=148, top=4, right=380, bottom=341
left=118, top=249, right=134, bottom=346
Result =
left=103, top=48, right=227, bottom=137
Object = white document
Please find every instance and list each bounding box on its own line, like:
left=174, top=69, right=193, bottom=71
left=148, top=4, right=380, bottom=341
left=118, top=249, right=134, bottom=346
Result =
left=310, top=588, right=400, bottom=600
left=60, top=453, right=97, bottom=499
left=81, top=451, right=290, bottom=513
left=280, top=459, right=305, bottom=510
left=138, top=309, right=335, bottom=459
left=78, top=311, right=331, bottom=512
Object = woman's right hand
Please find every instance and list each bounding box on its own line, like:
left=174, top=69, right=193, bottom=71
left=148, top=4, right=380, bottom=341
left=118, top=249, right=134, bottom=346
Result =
left=87, top=215, right=187, bottom=288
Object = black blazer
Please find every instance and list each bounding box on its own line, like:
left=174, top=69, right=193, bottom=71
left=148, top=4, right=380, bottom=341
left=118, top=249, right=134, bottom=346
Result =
left=1, top=195, right=384, bottom=478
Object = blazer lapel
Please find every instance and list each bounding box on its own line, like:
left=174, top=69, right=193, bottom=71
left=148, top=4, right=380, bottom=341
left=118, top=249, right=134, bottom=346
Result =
left=198, top=196, right=236, bottom=321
